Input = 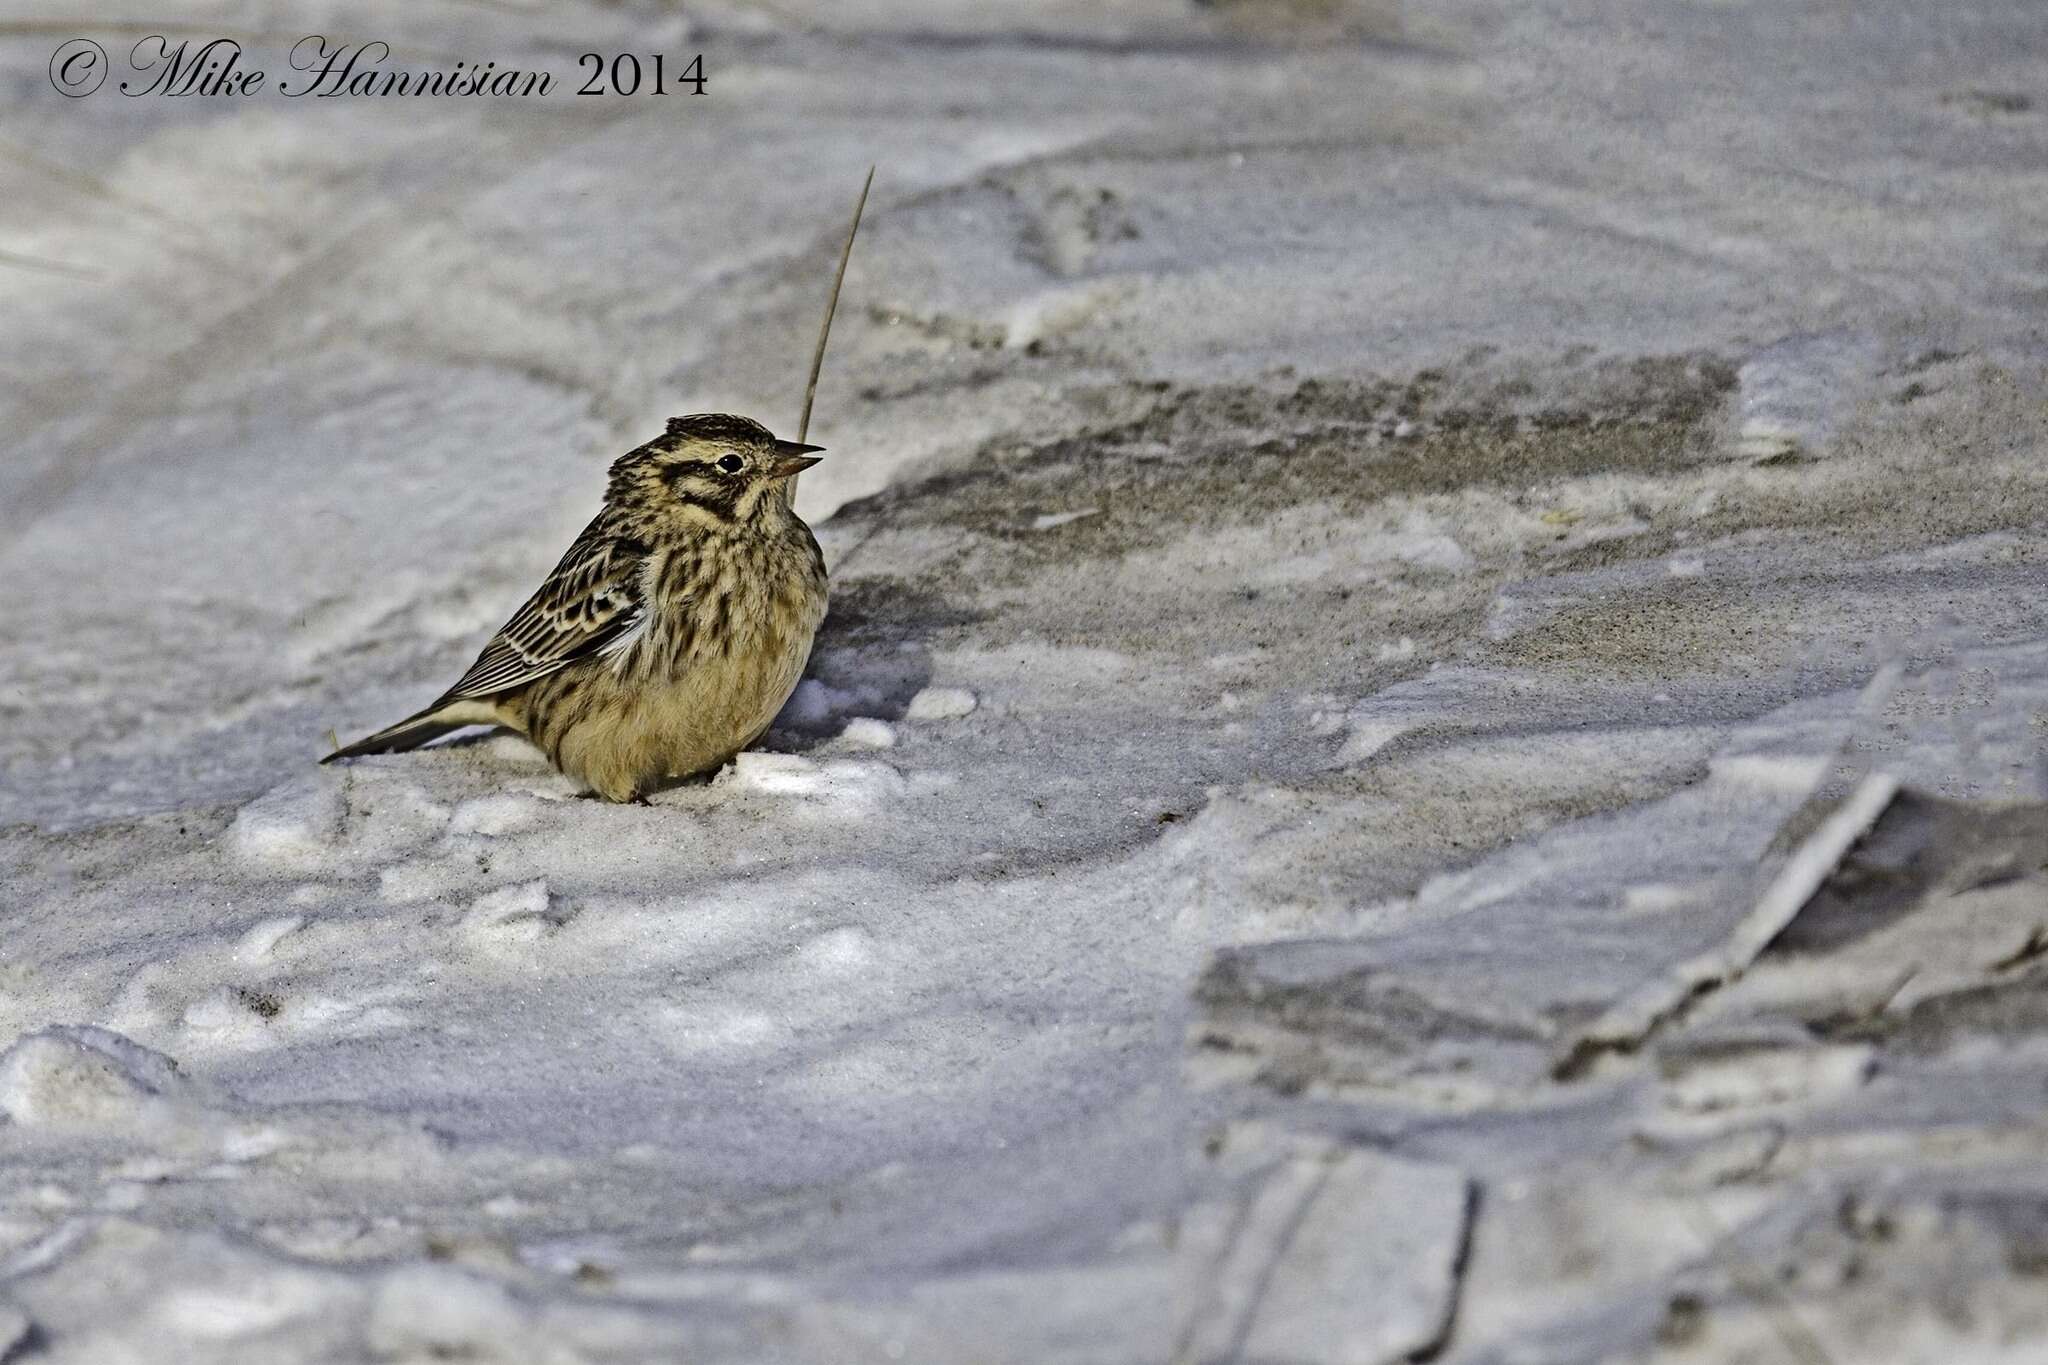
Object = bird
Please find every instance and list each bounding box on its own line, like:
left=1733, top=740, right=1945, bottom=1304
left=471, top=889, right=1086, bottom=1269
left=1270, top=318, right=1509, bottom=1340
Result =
left=322, top=414, right=829, bottom=802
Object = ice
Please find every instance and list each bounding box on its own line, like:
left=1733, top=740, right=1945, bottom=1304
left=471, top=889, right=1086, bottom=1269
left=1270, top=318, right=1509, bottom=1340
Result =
left=1175, top=1127, right=1471, bottom=1365
left=1562, top=773, right=1903, bottom=1074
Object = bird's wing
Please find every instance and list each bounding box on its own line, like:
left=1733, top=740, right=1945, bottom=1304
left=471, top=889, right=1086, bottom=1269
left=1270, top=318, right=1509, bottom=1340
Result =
left=440, top=513, right=650, bottom=702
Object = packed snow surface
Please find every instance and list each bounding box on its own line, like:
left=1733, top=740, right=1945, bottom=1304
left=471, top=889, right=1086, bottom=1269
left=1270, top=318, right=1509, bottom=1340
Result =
left=3, top=1, right=2048, bottom=1360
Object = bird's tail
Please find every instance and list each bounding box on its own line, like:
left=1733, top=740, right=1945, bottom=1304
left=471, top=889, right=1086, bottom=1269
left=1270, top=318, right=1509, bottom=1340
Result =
left=320, top=698, right=499, bottom=765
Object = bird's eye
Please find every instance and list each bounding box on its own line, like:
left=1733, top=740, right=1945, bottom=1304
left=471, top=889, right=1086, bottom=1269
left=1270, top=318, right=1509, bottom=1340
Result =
left=716, top=454, right=745, bottom=474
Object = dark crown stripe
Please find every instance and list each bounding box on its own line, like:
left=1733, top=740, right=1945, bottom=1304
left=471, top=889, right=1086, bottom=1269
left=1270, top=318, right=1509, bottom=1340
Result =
left=666, top=413, right=772, bottom=443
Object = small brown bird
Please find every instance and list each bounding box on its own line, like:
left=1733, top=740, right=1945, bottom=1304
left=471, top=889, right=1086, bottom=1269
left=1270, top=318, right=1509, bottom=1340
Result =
left=323, top=415, right=829, bottom=801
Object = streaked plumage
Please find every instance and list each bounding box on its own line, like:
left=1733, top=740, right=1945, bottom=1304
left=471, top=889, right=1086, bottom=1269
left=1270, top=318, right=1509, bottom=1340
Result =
left=324, top=414, right=828, bottom=801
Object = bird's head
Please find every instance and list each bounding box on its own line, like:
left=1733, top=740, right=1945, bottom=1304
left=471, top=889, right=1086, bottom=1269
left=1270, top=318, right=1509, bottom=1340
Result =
left=608, top=414, right=823, bottom=526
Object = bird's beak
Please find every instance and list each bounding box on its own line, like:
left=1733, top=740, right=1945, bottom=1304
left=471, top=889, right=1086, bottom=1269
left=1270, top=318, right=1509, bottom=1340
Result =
left=766, top=440, right=825, bottom=479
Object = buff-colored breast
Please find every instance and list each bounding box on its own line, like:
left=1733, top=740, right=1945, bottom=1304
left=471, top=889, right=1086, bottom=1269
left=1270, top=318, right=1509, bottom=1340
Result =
left=510, top=535, right=826, bottom=801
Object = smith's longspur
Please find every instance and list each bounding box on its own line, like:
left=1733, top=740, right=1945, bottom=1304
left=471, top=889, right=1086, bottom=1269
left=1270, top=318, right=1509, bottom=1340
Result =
left=324, top=414, right=829, bottom=801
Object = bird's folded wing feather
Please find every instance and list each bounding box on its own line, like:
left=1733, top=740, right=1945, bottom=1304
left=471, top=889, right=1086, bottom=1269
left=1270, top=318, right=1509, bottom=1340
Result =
left=441, top=514, right=649, bottom=701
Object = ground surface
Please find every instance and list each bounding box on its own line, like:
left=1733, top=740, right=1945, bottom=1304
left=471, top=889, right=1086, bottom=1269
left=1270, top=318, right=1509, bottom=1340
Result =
left=2, top=1, right=2047, bottom=1361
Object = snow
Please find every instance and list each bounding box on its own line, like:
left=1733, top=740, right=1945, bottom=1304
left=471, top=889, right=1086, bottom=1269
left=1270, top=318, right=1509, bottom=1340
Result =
left=3, top=0, right=2048, bottom=1360
left=902, top=686, right=977, bottom=722
left=0, top=1028, right=190, bottom=1132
